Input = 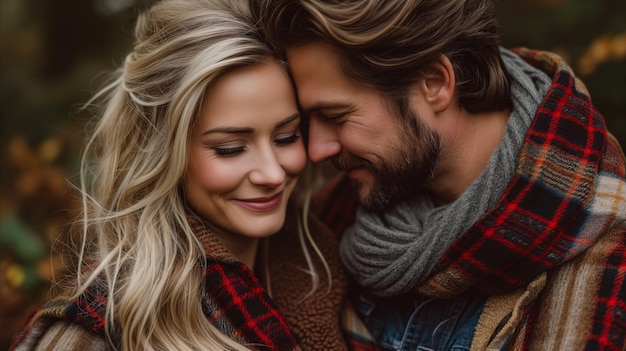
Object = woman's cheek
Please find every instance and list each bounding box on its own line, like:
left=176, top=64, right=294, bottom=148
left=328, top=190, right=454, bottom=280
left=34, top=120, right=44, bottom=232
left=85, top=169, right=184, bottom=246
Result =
left=284, top=143, right=307, bottom=176
left=197, top=159, right=246, bottom=192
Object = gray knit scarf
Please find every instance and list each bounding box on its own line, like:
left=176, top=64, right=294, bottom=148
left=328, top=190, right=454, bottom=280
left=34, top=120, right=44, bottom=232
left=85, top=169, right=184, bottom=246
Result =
left=339, top=48, right=553, bottom=297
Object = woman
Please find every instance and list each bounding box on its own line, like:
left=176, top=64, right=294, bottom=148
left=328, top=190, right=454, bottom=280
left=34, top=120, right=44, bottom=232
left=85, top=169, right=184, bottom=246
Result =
left=9, top=0, right=348, bottom=350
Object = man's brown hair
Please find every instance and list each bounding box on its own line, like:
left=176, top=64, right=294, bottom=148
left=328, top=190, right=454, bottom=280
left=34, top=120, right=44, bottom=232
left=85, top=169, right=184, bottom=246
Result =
left=254, top=0, right=512, bottom=113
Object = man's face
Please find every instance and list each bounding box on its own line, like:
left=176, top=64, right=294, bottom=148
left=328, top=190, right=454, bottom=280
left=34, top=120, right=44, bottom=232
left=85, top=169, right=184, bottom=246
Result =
left=287, top=42, right=441, bottom=211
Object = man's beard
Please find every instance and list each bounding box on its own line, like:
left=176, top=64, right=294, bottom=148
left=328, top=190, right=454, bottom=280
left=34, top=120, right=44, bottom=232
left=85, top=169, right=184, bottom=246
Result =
left=332, top=106, right=441, bottom=212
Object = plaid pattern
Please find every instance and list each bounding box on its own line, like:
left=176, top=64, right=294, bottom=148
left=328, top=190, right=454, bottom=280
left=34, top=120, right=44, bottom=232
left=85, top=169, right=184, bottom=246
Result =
left=10, top=203, right=354, bottom=351
left=201, top=261, right=301, bottom=350
left=438, top=48, right=609, bottom=292
left=11, top=264, right=301, bottom=350
left=313, top=175, right=358, bottom=238
left=66, top=283, right=110, bottom=335
left=313, top=49, right=626, bottom=351
left=10, top=262, right=301, bottom=351
left=8, top=283, right=115, bottom=351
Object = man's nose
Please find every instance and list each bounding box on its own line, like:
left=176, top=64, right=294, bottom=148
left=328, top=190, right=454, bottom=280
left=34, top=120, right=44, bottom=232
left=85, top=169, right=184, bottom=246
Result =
left=307, top=117, right=342, bottom=163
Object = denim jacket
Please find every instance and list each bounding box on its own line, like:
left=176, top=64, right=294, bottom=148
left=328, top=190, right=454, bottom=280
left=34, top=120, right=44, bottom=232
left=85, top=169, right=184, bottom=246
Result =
left=353, top=289, right=487, bottom=351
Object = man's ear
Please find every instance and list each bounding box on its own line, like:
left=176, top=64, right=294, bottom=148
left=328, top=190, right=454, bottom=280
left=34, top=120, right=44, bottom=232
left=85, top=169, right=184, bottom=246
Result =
left=420, top=55, right=455, bottom=113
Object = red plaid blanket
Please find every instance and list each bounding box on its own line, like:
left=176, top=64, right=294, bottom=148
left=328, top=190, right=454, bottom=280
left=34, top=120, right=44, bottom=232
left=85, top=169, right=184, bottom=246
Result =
left=314, top=48, right=626, bottom=350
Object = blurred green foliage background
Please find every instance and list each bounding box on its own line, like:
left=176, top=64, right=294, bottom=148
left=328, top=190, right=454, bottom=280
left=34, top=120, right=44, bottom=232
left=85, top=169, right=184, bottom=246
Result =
left=0, top=0, right=624, bottom=347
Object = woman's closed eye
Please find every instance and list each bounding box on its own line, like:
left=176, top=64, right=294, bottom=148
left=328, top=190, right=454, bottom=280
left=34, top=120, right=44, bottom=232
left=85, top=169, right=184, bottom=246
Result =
left=212, top=145, right=245, bottom=157
left=209, top=133, right=299, bottom=157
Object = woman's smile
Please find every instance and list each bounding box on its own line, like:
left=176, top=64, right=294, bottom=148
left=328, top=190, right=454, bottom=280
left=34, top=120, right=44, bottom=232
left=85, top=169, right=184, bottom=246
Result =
left=232, top=192, right=284, bottom=212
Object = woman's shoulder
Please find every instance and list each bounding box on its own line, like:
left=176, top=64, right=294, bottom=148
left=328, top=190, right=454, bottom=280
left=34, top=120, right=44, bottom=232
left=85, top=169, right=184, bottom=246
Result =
left=9, top=297, right=112, bottom=351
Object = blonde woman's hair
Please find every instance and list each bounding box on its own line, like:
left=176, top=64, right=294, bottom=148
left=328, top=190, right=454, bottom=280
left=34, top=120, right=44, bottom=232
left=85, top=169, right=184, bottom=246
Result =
left=73, top=0, right=327, bottom=349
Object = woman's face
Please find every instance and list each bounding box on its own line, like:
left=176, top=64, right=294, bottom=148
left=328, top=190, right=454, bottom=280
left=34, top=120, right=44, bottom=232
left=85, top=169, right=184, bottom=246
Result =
left=184, top=61, right=306, bottom=240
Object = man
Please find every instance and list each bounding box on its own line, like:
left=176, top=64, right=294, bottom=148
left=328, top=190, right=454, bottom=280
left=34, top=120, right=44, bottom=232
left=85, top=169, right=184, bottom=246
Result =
left=254, top=0, right=626, bottom=350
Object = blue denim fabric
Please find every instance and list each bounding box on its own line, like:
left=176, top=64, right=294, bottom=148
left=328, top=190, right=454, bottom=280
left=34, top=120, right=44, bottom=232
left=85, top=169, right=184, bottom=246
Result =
left=353, top=289, right=486, bottom=351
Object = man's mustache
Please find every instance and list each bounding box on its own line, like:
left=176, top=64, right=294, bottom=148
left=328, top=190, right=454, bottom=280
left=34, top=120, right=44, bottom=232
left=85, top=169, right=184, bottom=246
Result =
left=331, top=152, right=372, bottom=172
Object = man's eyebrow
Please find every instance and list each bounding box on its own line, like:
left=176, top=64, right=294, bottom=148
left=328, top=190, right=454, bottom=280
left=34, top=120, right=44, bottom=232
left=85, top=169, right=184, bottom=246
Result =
left=304, top=102, right=351, bottom=113
left=202, top=112, right=301, bottom=135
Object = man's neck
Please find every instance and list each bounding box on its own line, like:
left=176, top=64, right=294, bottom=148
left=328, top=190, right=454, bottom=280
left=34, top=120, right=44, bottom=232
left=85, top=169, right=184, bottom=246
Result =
left=426, top=107, right=511, bottom=206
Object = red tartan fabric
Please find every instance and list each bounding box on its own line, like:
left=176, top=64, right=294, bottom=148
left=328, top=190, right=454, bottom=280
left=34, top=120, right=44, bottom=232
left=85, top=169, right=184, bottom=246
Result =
left=201, top=262, right=301, bottom=349
left=440, top=54, right=608, bottom=292
left=311, top=48, right=626, bottom=350
left=68, top=284, right=109, bottom=335
left=9, top=261, right=301, bottom=350
left=9, top=202, right=355, bottom=350
left=312, top=175, right=358, bottom=238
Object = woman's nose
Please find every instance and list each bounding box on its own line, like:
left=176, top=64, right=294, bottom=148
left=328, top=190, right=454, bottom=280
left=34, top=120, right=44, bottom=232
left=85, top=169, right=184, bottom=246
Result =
left=248, top=149, right=286, bottom=187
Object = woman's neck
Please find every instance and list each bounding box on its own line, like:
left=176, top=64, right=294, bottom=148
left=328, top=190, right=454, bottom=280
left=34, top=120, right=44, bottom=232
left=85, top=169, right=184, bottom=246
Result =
left=218, top=236, right=259, bottom=270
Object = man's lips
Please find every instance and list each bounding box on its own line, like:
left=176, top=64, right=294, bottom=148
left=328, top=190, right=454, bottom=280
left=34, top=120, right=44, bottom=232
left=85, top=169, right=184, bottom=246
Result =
left=332, top=154, right=369, bottom=178
left=347, top=167, right=368, bottom=180
left=232, top=192, right=283, bottom=212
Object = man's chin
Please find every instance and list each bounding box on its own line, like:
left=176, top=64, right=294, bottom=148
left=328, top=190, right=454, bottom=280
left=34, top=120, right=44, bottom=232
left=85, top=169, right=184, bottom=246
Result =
left=354, top=179, right=423, bottom=212
left=355, top=185, right=392, bottom=212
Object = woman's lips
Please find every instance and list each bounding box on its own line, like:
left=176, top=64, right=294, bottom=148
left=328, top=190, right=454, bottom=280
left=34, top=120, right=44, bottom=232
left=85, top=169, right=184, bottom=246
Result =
left=233, top=192, right=283, bottom=212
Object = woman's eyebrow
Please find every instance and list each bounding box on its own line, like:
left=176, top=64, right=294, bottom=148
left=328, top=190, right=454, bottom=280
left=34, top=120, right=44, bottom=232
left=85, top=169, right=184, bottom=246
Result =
left=201, top=113, right=301, bottom=136
left=276, top=112, right=301, bottom=128
left=202, top=126, right=254, bottom=135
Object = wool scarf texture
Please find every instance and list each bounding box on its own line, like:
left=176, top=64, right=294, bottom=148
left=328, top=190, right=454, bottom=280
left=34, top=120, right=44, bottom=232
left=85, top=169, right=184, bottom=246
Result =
left=340, top=48, right=553, bottom=297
